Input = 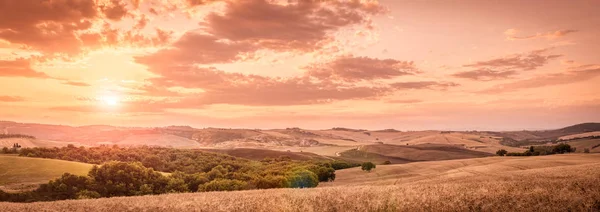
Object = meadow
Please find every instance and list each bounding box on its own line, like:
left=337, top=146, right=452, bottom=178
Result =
left=1, top=154, right=598, bottom=211
left=0, top=155, right=93, bottom=192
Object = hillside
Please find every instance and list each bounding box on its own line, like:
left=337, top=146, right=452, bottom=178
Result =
left=203, top=148, right=332, bottom=161
left=338, top=143, right=494, bottom=164
left=564, top=138, right=600, bottom=153
left=2, top=154, right=598, bottom=211
left=1, top=121, right=598, bottom=157
left=0, top=155, right=94, bottom=192
left=491, top=123, right=600, bottom=146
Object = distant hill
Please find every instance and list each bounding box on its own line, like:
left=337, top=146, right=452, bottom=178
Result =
left=338, top=143, right=493, bottom=164
left=1, top=120, right=598, bottom=153
left=490, top=123, right=600, bottom=146
left=203, top=148, right=332, bottom=161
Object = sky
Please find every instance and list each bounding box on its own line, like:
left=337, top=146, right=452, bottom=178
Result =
left=0, top=0, right=599, bottom=130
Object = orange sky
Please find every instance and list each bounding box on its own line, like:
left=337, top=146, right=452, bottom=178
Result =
left=0, top=0, right=599, bottom=130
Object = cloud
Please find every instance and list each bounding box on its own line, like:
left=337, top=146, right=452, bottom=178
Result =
left=135, top=0, right=385, bottom=66
left=0, top=0, right=98, bottom=55
left=62, top=81, right=91, bottom=87
left=0, top=96, right=25, bottom=102
left=135, top=31, right=256, bottom=66
left=186, top=0, right=222, bottom=6
left=0, top=59, right=50, bottom=78
left=482, top=65, right=600, bottom=93
left=101, top=0, right=129, bottom=21
left=135, top=65, right=391, bottom=106
left=304, top=56, right=417, bottom=82
left=202, top=0, right=385, bottom=52
left=505, top=29, right=578, bottom=40
left=451, top=69, right=516, bottom=81
left=390, top=81, right=459, bottom=90
left=453, top=49, right=562, bottom=81
left=386, top=99, right=423, bottom=104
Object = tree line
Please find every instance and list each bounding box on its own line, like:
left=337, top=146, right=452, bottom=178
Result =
left=0, top=145, right=359, bottom=202
left=496, top=143, right=577, bottom=156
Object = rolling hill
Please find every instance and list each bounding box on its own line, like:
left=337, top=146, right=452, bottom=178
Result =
left=337, top=143, right=495, bottom=164
left=1, top=121, right=598, bottom=158
left=0, top=155, right=94, bottom=192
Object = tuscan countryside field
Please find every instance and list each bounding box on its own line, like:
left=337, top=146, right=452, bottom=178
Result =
left=1, top=0, right=600, bottom=211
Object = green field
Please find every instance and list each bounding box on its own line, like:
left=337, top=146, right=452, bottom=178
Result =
left=0, top=155, right=94, bottom=191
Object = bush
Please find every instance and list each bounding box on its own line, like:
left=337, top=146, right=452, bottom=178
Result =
left=200, top=179, right=248, bottom=192
left=254, top=175, right=290, bottom=189
left=383, top=161, right=392, bottom=165
left=361, top=162, right=376, bottom=172
left=287, top=169, right=319, bottom=188
left=87, top=161, right=169, bottom=197
left=496, top=149, right=507, bottom=156
left=584, top=148, right=590, bottom=153
left=553, top=143, right=574, bottom=154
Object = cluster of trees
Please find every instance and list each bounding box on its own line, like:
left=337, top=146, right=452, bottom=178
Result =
left=1, top=146, right=361, bottom=202
left=496, top=143, right=577, bottom=156
left=1, top=161, right=324, bottom=202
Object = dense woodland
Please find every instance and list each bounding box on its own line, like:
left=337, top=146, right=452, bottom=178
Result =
left=0, top=145, right=359, bottom=202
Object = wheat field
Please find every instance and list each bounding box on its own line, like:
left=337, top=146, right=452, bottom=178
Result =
left=2, top=154, right=599, bottom=212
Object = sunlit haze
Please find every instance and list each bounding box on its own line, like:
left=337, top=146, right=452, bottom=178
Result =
left=1, top=0, right=599, bottom=130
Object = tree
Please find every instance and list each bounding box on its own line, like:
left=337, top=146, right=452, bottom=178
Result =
left=383, top=161, right=392, bottom=165
left=287, top=169, right=319, bottom=188
left=87, top=161, right=169, bottom=197
left=553, top=143, right=573, bottom=154
left=584, top=148, right=590, bottom=153
left=529, top=146, right=535, bottom=153
left=496, top=149, right=508, bottom=156
left=361, top=162, right=376, bottom=172
left=200, top=179, right=247, bottom=192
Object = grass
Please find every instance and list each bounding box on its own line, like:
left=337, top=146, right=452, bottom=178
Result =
left=1, top=154, right=598, bottom=211
left=0, top=155, right=94, bottom=191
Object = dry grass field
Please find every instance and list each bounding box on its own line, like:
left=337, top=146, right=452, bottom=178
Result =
left=566, top=138, right=600, bottom=153
left=0, top=155, right=94, bottom=192
left=2, top=154, right=598, bottom=211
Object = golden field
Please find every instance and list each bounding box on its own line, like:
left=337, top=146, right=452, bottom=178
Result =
left=0, top=155, right=93, bottom=192
left=1, top=154, right=599, bottom=212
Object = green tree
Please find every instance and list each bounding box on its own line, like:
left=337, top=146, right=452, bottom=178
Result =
left=496, top=149, right=508, bottom=156
left=553, top=143, right=573, bottom=154
left=87, top=161, right=169, bottom=197
left=287, top=169, right=319, bottom=188
left=361, top=162, right=376, bottom=172
left=200, top=179, right=247, bottom=191
left=254, top=175, right=290, bottom=189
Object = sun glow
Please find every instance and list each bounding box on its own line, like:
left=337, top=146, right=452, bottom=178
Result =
left=100, top=96, right=120, bottom=106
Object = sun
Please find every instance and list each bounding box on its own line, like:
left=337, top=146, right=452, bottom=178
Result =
left=100, top=96, right=120, bottom=106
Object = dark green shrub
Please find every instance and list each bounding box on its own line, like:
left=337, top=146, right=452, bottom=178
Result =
left=361, top=162, right=376, bottom=172
left=200, top=179, right=248, bottom=191
left=496, top=149, right=507, bottom=156
left=287, top=169, right=319, bottom=188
